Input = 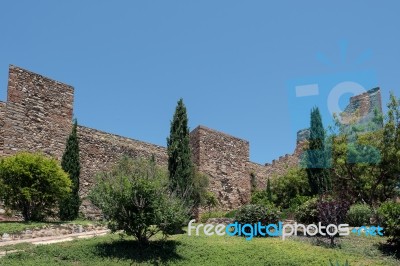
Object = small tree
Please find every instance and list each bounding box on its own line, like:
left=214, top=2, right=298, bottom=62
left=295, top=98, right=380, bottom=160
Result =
left=59, top=119, right=81, bottom=221
left=167, top=98, right=194, bottom=204
left=89, top=157, right=188, bottom=245
left=317, top=195, right=349, bottom=247
left=266, top=178, right=273, bottom=202
left=330, top=92, right=400, bottom=205
left=0, top=152, right=71, bottom=221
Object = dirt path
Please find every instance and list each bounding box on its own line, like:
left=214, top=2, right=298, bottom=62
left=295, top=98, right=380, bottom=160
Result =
left=0, top=228, right=110, bottom=258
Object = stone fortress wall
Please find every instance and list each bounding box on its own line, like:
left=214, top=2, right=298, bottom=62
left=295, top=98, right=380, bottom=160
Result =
left=0, top=65, right=382, bottom=217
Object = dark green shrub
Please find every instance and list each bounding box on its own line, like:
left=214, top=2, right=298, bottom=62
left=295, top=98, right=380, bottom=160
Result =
left=234, top=204, right=279, bottom=225
left=89, top=157, right=188, bottom=244
left=289, top=195, right=311, bottom=208
left=251, top=190, right=273, bottom=207
left=0, top=152, right=71, bottom=221
left=271, top=168, right=310, bottom=209
left=294, top=197, right=319, bottom=224
left=204, top=191, right=218, bottom=212
left=346, top=203, right=372, bottom=226
left=225, top=209, right=237, bottom=218
left=377, top=201, right=400, bottom=245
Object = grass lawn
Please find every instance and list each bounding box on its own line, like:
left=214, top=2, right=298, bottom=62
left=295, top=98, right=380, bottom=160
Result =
left=0, top=230, right=398, bottom=266
left=0, top=220, right=103, bottom=235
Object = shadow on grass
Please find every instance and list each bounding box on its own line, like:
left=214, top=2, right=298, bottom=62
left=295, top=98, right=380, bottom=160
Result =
left=95, top=239, right=183, bottom=265
left=378, top=242, right=400, bottom=260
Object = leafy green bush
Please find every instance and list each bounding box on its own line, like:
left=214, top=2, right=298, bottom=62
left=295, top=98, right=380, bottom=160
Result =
left=204, top=191, right=218, bottom=211
left=377, top=201, right=400, bottom=245
left=224, top=209, right=237, bottom=218
left=288, top=195, right=311, bottom=209
left=89, top=157, right=188, bottom=244
left=250, top=190, right=273, bottom=207
left=294, top=197, right=319, bottom=224
left=0, top=152, right=71, bottom=221
left=271, top=168, right=310, bottom=209
left=346, top=203, right=372, bottom=226
left=234, top=204, right=279, bottom=225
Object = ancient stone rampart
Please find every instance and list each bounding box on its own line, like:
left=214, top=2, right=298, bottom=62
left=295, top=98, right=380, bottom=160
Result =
left=4, top=65, right=380, bottom=217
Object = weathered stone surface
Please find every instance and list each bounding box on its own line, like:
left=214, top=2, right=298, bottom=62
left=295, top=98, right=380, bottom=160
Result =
left=3, top=65, right=73, bottom=160
left=77, top=126, right=168, bottom=198
left=341, top=87, right=382, bottom=129
left=296, top=128, right=310, bottom=143
left=190, top=126, right=250, bottom=211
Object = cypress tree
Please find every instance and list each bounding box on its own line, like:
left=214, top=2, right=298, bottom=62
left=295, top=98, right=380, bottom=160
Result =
left=266, top=178, right=273, bottom=202
left=167, top=98, right=194, bottom=202
left=59, top=119, right=81, bottom=221
left=305, top=107, right=331, bottom=195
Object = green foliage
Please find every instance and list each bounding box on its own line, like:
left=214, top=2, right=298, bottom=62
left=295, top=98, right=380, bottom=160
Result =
left=377, top=201, right=400, bottom=245
left=270, top=168, right=310, bottom=209
left=204, top=191, right=218, bottom=211
left=235, top=204, right=280, bottom=226
left=198, top=192, right=220, bottom=222
left=89, top=157, right=188, bottom=244
left=59, top=119, right=81, bottom=221
left=0, top=152, right=71, bottom=221
left=266, top=178, right=272, bottom=202
left=250, top=190, right=273, bottom=207
left=0, top=231, right=396, bottom=266
left=287, top=195, right=312, bottom=213
left=330, top=92, right=400, bottom=205
left=304, top=107, right=331, bottom=195
left=294, top=197, right=319, bottom=224
left=329, top=259, right=349, bottom=266
left=346, top=203, right=372, bottom=226
left=167, top=98, right=194, bottom=204
left=191, top=170, right=210, bottom=207
left=224, top=209, right=237, bottom=218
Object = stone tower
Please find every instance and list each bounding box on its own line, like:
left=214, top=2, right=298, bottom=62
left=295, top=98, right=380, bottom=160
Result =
left=0, top=65, right=74, bottom=159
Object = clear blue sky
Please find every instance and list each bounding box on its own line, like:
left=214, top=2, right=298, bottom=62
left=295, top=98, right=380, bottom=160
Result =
left=0, top=1, right=399, bottom=164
